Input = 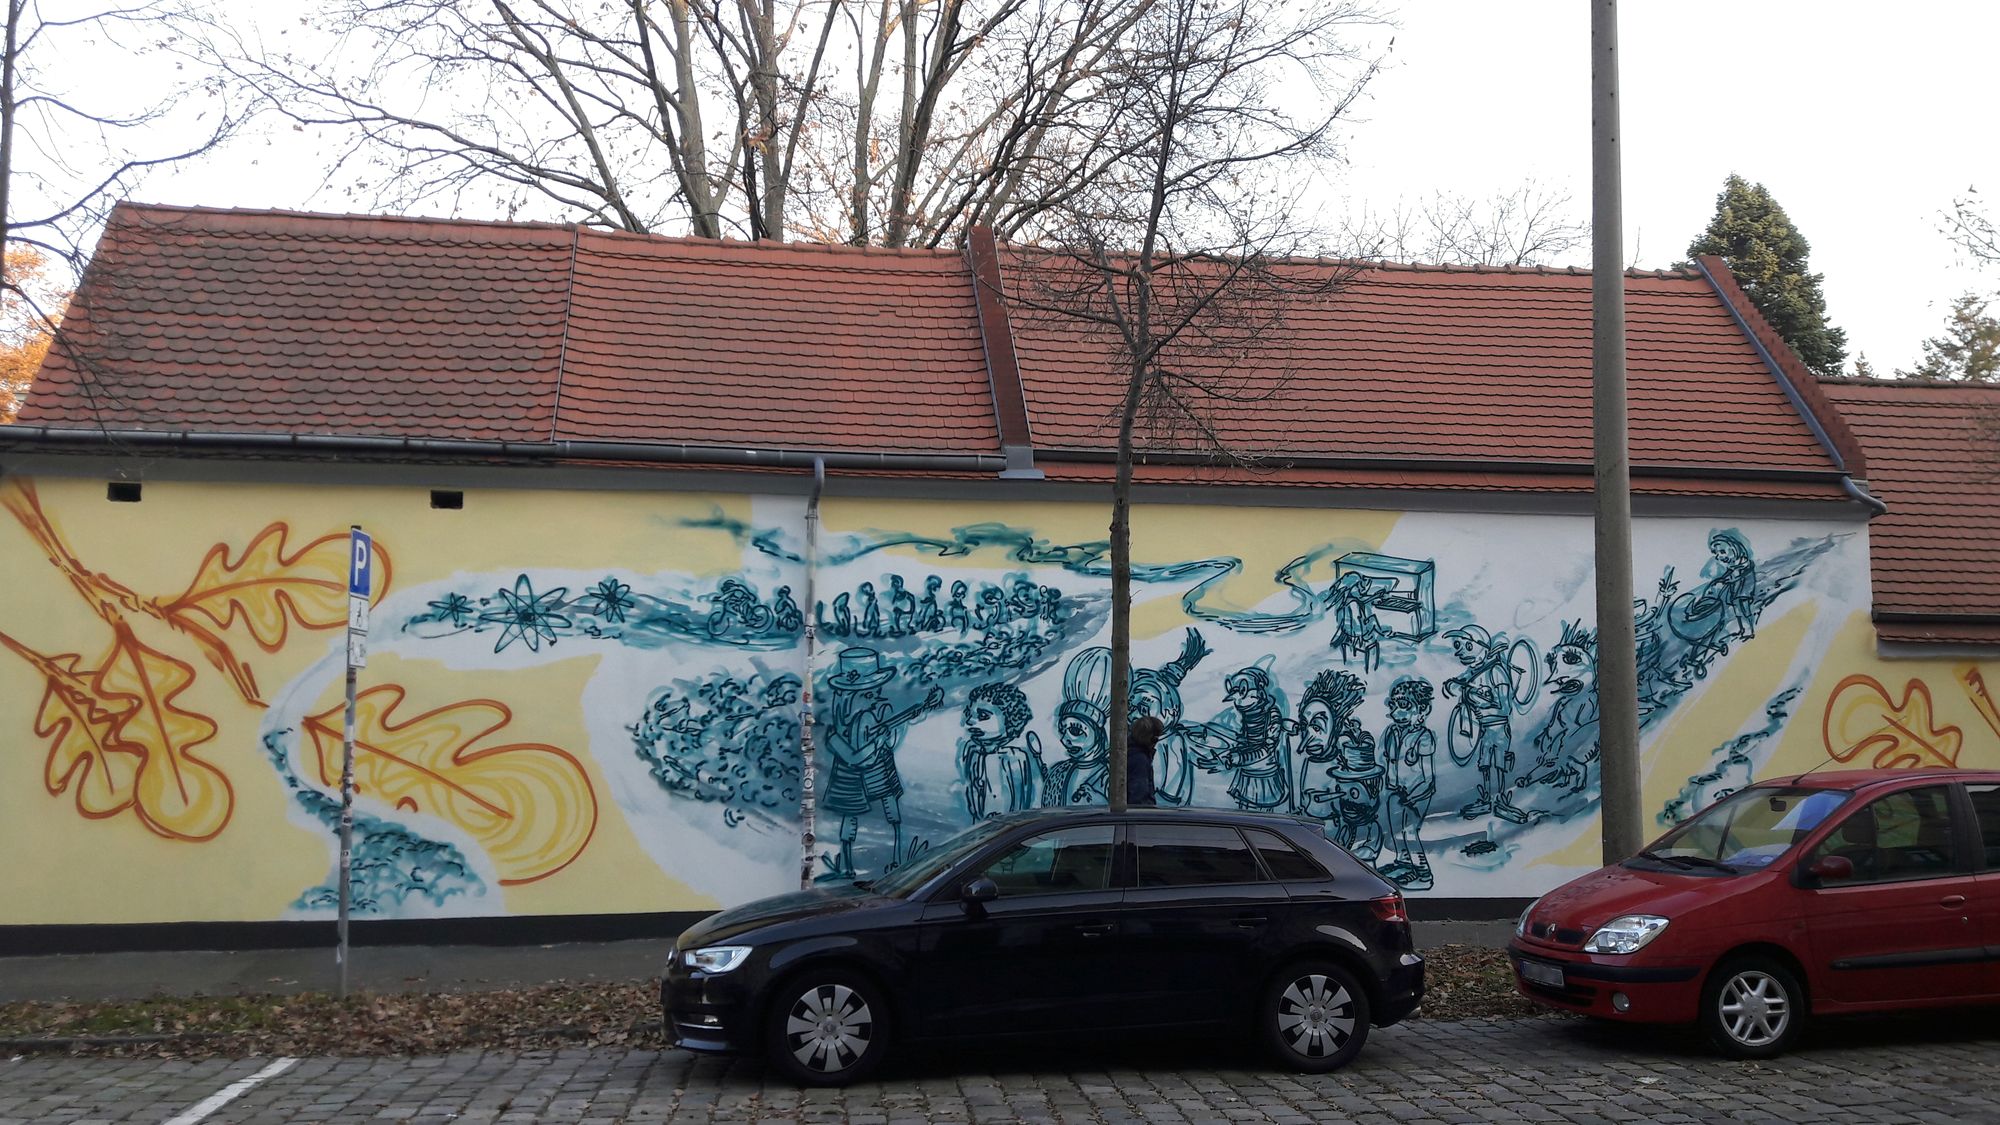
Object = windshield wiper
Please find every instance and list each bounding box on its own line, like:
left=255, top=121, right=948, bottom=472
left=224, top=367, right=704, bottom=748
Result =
left=1638, top=850, right=1735, bottom=872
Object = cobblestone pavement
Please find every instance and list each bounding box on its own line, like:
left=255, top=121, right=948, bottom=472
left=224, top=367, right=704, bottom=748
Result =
left=5, top=1015, right=1999, bottom=1125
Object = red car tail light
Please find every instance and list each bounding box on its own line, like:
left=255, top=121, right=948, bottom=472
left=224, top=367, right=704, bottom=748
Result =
left=1370, top=893, right=1408, bottom=924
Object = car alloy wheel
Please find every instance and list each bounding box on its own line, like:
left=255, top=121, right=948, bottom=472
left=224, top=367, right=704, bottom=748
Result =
left=1701, top=956, right=1802, bottom=1059
left=765, top=971, right=890, bottom=1086
left=1261, top=962, right=1371, bottom=1072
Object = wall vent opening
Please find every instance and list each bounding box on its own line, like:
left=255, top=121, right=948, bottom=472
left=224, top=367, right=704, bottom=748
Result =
left=107, top=482, right=142, bottom=503
left=430, top=489, right=465, bottom=510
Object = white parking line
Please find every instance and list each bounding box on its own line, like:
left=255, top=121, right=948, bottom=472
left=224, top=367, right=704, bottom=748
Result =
left=159, top=1056, right=297, bottom=1125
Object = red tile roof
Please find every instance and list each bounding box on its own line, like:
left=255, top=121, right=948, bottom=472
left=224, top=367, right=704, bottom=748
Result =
left=15, top=203, right=1859, bottom=501
left=554, top=230, right=996, bottom=451
left=1003, top=253, right=1838, bottom=475
left=28, top=207, right=574, bottom=441
left=1820, top=378, right=2000, bottom=638
left=21, top=205, right=999, bottom=455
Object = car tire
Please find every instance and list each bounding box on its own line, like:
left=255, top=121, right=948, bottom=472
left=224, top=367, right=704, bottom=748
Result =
left=1699, top=955, right=1803, bottom=1059
left=763, top=969, right=892, bottom=1086
left=1260, top=961, right=1371, bottom=1073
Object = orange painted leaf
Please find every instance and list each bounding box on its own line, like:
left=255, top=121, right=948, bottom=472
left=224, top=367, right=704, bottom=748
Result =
left=0, top=630, right=140, bottom=819
left=1962, top=666, right=2000, bottom=741
left=1821, top=674, right=1963, bottom=770
left=304, top=685, right=597, bottom=885
left=153, top=524, right=392, bottom=704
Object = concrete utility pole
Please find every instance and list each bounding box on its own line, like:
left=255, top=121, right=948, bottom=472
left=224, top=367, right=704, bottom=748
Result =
left=1592, top=0, right=1643, bottom=863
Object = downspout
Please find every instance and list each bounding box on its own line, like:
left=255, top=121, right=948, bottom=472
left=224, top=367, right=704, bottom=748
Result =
left=1690, top=258, right=1888, bottom=517
left=798, top=456, right=825, bottom=889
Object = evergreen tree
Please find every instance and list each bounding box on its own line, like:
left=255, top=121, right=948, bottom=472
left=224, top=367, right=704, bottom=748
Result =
left=1850, top=353, right=1880, bottom=380
left=1685, top=175, right=1849, bottom=377
left=1900, top=292, right=2000, bottom=382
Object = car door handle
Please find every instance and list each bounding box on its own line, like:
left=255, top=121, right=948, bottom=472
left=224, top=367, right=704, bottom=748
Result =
left=1075, top=923, right=1114, bottom=937
left=1941, top=895, right=1968, bottom=908
left=1232, top=916, right=1269, bottom=928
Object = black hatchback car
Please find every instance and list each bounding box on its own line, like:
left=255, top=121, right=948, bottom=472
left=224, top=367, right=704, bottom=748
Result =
left=662, top=807, right=1424, bottom=1084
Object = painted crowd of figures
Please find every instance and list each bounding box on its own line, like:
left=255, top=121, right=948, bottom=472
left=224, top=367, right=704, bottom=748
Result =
left=605, top=527, right=1815, bottom=895
left=807, top=530, right=1787, bottom=891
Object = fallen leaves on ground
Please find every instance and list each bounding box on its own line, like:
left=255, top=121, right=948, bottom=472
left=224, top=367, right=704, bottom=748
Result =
left=0, top=945, right=1538, bottom=1058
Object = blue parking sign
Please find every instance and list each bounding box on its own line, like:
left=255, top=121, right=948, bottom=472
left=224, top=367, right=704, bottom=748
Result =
left=348, top=527, right=373, bottom=598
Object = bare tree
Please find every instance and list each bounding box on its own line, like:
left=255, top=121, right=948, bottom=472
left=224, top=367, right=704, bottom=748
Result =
left=1338, top=181, right=1588, bottom=267
left=1001, top=0, right=1380, bottom=808
left=1945, top=188, right=1999, bottom=269
left=191, top=0, right=1195, bottom=246
left=0, top=0, right=244, bottom=422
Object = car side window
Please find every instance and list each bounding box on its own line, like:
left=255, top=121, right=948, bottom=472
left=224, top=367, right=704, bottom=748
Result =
left=1131, top=823, right=1264, bottom=888
left=1808, top=786, right=1960, bottom=884
left=1243, top=827, right=1329, bottom=880
left=1970, top=785, right=2000, bottom=869
left=976, top=825, right=1115, bottom=895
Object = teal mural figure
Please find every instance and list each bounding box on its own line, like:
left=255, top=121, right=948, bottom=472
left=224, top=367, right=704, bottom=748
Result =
left=1524, top=620, right=1601, bottom=796
left=1379, top=677, right=1438, bottom=890
left=1041, top=647, right=1112, bottom=806
left=1206, top=666, right=1293, bottom=811
left=823, top=648, right=943, bottom=875
left=977, top=586, right=1007, bottom=629
left=1328, top=572, right=1396, bottom=673
left=1292, top=669, right=1362, bottom=819
left=1040, top=586, right=1063, bottom=625
left=1667, top=529, right=1760, bottom=676
left=1444, top=624, right=1537, bottom=824
left=888, top=575, right=916, bottom=636
left=947, top=581, right=972, bottom=634
left=831, top=592, right=853, bottom=637
left=773, top=586, right=802, bottom=633
left=917, top=576, right=945, bottom=632
left=857, top=581, right=882, bottom=638
left=1129, top=628, right=1212, bottom=807
left=706, top=578, right=772, bottom=637
left=1633, top=571, right=1686, bottom=712
left=1009, top=578, right=1042, bottom=621
left=957, top=682, right=1040, bottom=818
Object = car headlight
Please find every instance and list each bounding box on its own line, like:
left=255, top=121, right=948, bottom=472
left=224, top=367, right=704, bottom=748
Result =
left=1515, top=898, right=1540, bottom=939
left=681, top=945, right=753, bottom=974
left=1583, top=915, right=1669, bottom=954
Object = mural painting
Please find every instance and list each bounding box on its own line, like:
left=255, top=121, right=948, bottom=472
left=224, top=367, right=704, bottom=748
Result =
left=3, top=472, right=1994, bottom=931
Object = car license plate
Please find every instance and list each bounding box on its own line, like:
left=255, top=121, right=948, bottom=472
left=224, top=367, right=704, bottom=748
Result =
left=1520, top=959, right=1564, bottom=988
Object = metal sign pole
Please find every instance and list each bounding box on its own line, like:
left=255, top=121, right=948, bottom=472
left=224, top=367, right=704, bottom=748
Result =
left=339, top=525, right=372, bottom=998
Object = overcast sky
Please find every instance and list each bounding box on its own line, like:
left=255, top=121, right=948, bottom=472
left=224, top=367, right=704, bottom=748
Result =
left=1331, top=2, right=2000, bottom=373
left=95, top=1, right=2000, bottom=374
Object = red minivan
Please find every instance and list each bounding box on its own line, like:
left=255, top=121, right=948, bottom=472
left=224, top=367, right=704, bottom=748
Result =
left=1509, top=768, right=2000, bottom=1057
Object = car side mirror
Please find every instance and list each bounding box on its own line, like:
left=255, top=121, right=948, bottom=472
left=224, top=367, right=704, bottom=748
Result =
left=1806, top=855, right=1853, bottom=883
left=960, top=877, right=998, bottom=909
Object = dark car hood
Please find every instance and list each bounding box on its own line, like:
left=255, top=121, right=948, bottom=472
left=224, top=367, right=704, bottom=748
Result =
left=677, top=884, right=891, bottom=948
left=1528, top=863, right=1752, bottom=938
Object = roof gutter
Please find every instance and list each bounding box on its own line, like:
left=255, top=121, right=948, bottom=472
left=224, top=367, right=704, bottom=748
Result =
left=0, top=426, right=1007, bottom=474
left=1691, top=256, right=1887, bottom=516
left=1035, top=446, right=1857, bottom=485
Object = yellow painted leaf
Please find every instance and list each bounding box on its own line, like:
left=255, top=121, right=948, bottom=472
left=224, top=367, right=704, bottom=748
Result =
left=305, top=685, right=598, bottom=885
left=0, top=630, right=141, bottom=819
left=152, top=524, right=393, bottom=704
left=94, top=623, right=232, bottom=841
left=1821, top=673, right=1963, bottom=770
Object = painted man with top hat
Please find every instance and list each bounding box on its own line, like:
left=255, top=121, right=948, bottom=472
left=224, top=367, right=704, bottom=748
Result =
left=824, top=647, right=942, bottom=876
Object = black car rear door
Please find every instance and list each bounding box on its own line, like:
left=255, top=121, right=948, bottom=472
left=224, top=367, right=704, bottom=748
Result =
left=1118, top=821, right=1290, bottom=1029
left=911, top=822, right=1126, bottom=1038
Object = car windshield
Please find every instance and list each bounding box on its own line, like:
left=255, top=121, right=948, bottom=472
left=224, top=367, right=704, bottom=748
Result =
left=866, top=818, right=1013, bottom=898
left=1642, top=786, right=1850, bottom=871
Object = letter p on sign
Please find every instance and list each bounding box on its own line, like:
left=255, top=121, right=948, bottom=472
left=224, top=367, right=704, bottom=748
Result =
left=348, top=527, right=373, bottom=598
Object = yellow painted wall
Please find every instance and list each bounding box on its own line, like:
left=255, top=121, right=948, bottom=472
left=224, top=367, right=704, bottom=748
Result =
left=1, top=472, right=1991, bottom=928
